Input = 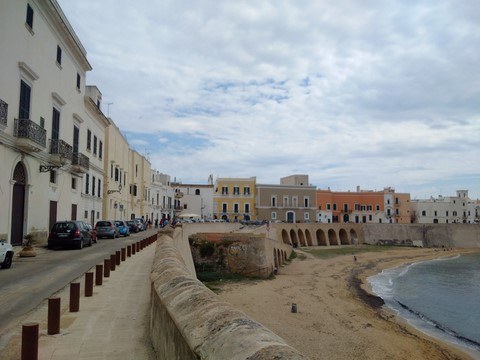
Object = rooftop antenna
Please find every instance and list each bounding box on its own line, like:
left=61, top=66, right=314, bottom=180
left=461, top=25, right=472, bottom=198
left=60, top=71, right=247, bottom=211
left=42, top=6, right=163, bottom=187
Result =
left=107, top=102, right=114, bottom=117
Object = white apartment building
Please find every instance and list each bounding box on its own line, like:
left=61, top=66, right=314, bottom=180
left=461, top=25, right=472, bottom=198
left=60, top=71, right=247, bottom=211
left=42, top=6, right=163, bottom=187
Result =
left=411, top=190, right=473, bottom=224
left=0, top=0, right=101, bottom=244
left=150, top=171, right=175, bottom=225
left=171, top=182, right=214, bottom=220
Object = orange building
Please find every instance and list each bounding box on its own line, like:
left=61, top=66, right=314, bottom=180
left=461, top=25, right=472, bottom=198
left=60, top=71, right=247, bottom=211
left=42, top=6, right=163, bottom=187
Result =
left=316, top=187, right=411, bottom=224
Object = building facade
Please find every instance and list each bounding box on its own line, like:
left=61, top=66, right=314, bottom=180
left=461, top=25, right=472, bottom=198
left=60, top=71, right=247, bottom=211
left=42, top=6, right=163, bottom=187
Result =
left=256, top=175, right=316, bottom=223
left=0, top=0, right=96, bottom=244
left=171, top=182, right=214, bottom=220
left=213, top=177, right=256, bottom=221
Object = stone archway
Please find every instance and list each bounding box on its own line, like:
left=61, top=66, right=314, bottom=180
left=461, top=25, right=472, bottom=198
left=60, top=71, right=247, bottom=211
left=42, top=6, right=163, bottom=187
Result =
left=11, top=162, right=27, bottom=245
left=339, top=228, right=349, bottom=245
left=316, top=229, right=327, bottom=246
left=305, top=229, right=313, bottom=246
left=328, top=229, right=338, bottom=246
left=298, top=230, right=306, bottom=247
left=281, top=229, right=290, bottom=245
left=290, top=229, right=298, bottom=248
left=350, top=229, right=358, bottom=244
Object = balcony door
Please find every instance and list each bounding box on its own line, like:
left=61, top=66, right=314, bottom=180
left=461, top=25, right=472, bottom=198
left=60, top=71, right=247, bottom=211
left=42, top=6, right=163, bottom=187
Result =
left=52, top=108, right=60, bottom=141
left=18, top=80, right=31, bottom=119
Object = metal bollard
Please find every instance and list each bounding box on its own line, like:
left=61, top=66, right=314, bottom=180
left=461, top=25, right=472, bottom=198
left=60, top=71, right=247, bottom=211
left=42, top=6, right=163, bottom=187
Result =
left=132, top=243, right=136, bottom=255
left=21, top=322, right=39, bottom=360
left=96, top=264, right=103, bottom=285
left=104, top=259, right=110, bottom=278
left=121, top=247, right=126, bottom=261
left=110, top=254, right=116, bottom=271
left=85, top=272, right=94, bottom=297
left=115, top=250, right=121, bottom=265
left=127, top=245, right=131, bottom=257
left=69, top=283, right=80, bottom=312
left=47, top=298, right=61, bottom=335
left=136, top=242, right=140, bottom=252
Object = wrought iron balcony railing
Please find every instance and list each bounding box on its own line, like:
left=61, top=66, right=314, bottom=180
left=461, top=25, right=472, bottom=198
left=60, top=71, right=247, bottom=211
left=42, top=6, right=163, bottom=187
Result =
left=14, top=118, right=46, bottom=148
left=50, top=139, right=73, bottom=161
left=72, top=152, right=90, bottom=172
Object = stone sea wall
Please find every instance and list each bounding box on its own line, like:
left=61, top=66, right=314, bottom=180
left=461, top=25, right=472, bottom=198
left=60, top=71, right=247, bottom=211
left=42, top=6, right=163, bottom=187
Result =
left=150, top=234, right=306, bottom=360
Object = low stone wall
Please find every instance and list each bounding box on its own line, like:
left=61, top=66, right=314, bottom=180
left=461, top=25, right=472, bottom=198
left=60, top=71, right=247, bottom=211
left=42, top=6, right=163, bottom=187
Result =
left=150, top=235, right=306, bottom=360
left=362, top=224, right=480, bottom=248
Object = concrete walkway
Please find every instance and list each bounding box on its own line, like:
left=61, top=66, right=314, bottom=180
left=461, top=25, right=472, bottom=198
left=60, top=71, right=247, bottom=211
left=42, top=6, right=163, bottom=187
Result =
left=4, top=240, right=157, bottom=359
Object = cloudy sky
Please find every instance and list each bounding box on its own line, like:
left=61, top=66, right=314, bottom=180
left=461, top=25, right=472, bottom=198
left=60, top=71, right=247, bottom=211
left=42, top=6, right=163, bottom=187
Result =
left=57, top=0, right=480, bottom=199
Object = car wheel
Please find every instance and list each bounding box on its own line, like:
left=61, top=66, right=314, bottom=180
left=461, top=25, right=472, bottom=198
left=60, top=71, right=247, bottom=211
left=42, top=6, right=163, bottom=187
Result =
left=1, top=253, right=12, bottom=269
left=78, top=239, right=84, bottom=249
left=88, top=238, right=93, bottom=247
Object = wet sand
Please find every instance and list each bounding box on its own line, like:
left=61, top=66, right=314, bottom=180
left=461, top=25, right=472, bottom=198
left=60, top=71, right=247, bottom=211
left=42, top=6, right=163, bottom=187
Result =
left=217, top=247, right=476, bottom=360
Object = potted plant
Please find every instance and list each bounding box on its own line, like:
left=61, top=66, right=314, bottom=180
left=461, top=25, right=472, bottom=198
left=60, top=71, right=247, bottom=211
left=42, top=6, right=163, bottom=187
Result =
left=19, top=233, right=37, bottom=257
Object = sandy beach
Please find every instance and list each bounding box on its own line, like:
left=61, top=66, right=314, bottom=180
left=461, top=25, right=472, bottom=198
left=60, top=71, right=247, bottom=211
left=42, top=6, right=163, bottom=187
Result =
left=217, top=247, right=477, bottom=360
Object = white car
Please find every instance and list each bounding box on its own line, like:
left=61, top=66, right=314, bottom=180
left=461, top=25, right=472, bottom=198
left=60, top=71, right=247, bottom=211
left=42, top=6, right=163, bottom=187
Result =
left=0, top=240, right=14, bottom=269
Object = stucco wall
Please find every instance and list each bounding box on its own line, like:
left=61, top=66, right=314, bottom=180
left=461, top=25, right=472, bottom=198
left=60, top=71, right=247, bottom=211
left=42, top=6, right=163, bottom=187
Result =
left=150, top=235, right=305, bottom=359
left=362, top=224, right=480, bottom=248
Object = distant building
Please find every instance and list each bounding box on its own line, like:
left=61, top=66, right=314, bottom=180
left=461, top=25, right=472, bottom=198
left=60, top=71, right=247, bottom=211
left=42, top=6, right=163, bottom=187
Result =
left=256, top=175, right=316, bottom=223
left=411, top=190, right=475, bottom=224
left=316, top=186, right=411, bottom=224
left=150, top=171, right=174, bottom=223
left=213, top=177, right=256, bottom=221
left=171, top=180, right=214, bottom=220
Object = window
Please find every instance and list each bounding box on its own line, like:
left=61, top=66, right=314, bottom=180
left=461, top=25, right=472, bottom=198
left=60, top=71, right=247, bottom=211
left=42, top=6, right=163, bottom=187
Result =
left=376, top=205, right=380, bottom=211
left=333, top=203, right=337, bottom=211
left=244, top=187, right=250, bottom=195
left=50, top=170, right=56, bottom=184
left=271, top=196, right=276, bottom=207
left=26, top=4, right=34, bottom=29
left=222, top=186, right=228, bottom=195
left=446, top=211, right=449, bottom=216
left=271, top=212, right=277, bottom=220
left=19, top=80, right=31, bottom=119
left=434, top=211, right=437, bottom=216
left=283, top=196, right=289, bottom=207
left=85, top=174, right=90, bottom=194
left=99, top=141, right=103, bottom=159
left=304, top=197, right=309, bottom=207
left=56, top=45, right=62, bottom=65
left=98, top=179, right=101, bottom=198
left=76, top=73, right=81, bottom=90
left=421, top=210, right=426, bottom=216
left=183, top=204, right=187, bottom=209
left=93, top=135, right=97, bottom=155
left=40, top=116, right=45, bottom=128
left=369, top=214, right=373, bottom=221
left=135, top=164, right=138, bottom=177
left=92, top=176, right=96, bottom=196
left=234, top=204, right=239, bottom=213
left=87, top=129, right=91, bottom=150
left=233, top=186, right=239, bottom=195
left=222, top=203, right=227, bottom=213
left=304, top=212, right=309, bottom=220
left=195, top=189, right=200, bottom=195
left=326, top=203, right=331, bottom=210
left=51, top=107, right=60, bottom=141
left=115, top=168, right=119, bottom=182
left=72, top=177, right=77, bottom=190
left=244, top=203, right=250, bottom=213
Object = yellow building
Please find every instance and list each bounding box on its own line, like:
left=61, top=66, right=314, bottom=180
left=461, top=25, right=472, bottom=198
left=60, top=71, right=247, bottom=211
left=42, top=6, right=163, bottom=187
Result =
left=129, top=150, right=151, bottom=221
left=213, top=177, right=256, bottom=221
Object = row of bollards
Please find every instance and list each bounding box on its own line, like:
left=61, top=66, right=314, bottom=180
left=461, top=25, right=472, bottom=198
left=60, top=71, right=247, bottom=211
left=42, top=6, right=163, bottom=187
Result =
left=20, top=234, right=158, bottom=360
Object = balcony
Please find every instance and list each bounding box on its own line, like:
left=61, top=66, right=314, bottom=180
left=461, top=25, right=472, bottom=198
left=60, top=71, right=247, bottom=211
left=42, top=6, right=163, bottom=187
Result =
left=71, top=152, right=89, bottom=173
left=14, top=118, right=46, bottom=152
left=50, top=139, right=73, bottom=165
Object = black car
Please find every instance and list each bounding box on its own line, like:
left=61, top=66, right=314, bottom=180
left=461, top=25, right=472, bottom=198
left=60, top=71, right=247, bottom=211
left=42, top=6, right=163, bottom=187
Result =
left=48, top=221, right=93, bottom=249
left=126, top=220, right=139, bottom=233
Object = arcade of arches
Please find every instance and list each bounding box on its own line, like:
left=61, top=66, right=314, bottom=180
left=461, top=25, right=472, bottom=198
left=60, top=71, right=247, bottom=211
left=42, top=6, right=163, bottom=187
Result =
left=278, top=224, right=362, bottom=247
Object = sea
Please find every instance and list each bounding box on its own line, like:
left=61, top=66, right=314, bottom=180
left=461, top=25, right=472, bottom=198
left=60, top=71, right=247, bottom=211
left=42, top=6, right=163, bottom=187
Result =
left=368, top=252, right=480, bottom=359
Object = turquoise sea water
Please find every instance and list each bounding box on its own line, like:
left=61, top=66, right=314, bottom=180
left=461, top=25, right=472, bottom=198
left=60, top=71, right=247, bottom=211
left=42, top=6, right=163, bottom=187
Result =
left=368, top=252, right=480, bottom=358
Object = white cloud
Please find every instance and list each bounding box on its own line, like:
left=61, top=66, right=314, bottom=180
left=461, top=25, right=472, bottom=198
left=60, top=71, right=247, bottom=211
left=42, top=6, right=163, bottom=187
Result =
left=58, top=0, right=480, bottom=199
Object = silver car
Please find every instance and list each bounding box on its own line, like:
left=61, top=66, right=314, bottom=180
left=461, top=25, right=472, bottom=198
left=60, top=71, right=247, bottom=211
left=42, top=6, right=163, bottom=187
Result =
left=95, top=220, right=119, bottom=239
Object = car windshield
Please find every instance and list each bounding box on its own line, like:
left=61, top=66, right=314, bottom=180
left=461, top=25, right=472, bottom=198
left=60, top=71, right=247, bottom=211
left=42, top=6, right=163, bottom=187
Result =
left=96, top=221, right=111, bottom=227
left=126, top=221, right=134, bottom=225
left=53, top=222, right=75, bottom=232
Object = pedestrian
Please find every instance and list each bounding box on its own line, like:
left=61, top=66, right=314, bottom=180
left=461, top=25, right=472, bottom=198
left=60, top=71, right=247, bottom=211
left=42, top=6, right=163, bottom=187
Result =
left=353, top=255, right=357, bottom=262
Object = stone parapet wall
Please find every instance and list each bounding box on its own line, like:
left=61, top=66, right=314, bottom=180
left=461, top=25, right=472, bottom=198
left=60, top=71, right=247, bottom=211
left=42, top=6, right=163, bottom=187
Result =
left=150, top=235, right=306, bottom=360
left=362, top=224, right=480, bottom=248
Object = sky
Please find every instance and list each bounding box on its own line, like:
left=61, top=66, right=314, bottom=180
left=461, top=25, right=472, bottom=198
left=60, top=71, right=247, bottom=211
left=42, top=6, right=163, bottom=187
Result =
left=57, top=0, right=480, bottom=199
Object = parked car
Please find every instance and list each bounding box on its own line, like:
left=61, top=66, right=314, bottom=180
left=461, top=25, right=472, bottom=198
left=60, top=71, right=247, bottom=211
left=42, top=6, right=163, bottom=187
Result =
left=48, top=221, right=93, bottom=249
left=84, top=223, right=97, bottom=243
left=95, top=220, right=119, bottom=239
left=115, top=220, right=130, bottom=237
left=126, top=220, right=139, bottom=233
left=133, top=218, right=146, bottom=231
left=0, top=240, right=14, bottom=269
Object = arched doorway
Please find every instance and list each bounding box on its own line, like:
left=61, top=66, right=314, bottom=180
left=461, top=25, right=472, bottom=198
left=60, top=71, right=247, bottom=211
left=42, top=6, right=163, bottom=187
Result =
left=298, top=230, right=306, bottom=246
left=281, top=229, right=290, bottom=245
left=328, top=229, right=338, bottom=245
left=339, top=228, right=349, bottom=245
left=305, top=229, right=313, bottom=246
left=316, top=229, right=327, bottom=246
left=11, top=162, right=27, bottom=245
left=286, top=211, right=295, bottom=223
left=350, top=229, right=358, bottom=244
left=290, top=229, right=298, bottom=248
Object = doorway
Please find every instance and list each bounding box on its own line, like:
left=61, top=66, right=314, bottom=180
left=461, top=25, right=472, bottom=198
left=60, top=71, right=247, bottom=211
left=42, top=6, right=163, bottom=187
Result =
left=10, top=163, right=27, bottom=245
